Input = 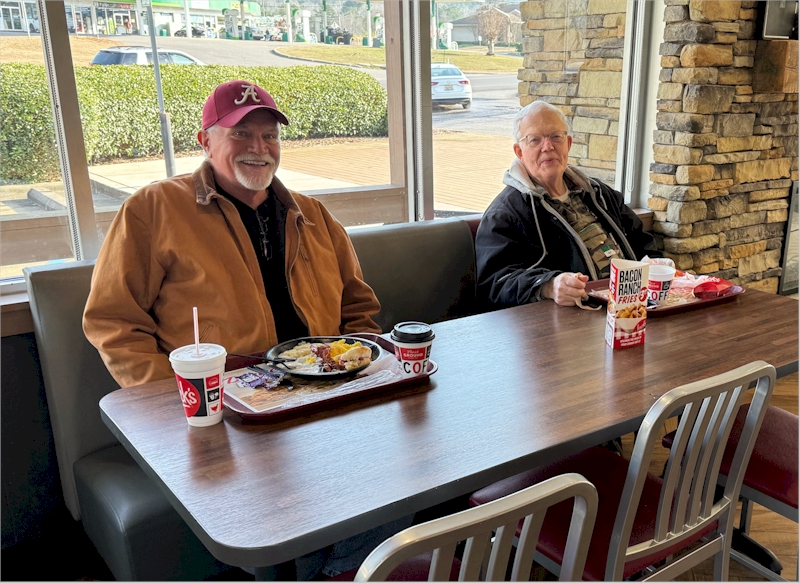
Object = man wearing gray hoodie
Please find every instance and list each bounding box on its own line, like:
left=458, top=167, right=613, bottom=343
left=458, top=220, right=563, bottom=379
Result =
left=476, top=101, right=659, bottom=308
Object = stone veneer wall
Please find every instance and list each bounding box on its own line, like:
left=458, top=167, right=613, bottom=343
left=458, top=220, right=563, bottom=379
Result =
left=518, top=0, right=628, bottom=184
left=648, top=0, right=798, bottom=293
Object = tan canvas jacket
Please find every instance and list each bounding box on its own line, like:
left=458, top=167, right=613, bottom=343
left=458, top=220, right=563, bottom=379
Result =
left=83, top=161, right=381, bottom=387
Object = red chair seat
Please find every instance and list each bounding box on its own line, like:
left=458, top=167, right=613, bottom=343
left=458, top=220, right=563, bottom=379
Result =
left=469, top=447, right=717, bottom=581
left=662, top=404, right=798, bottom=510
left=328, top=551, right=462, bottom=581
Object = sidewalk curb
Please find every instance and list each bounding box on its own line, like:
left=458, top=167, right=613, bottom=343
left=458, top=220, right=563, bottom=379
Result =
left=271, top=48, right=387, bottom=70
left=271, top=47, right=517, bottom=75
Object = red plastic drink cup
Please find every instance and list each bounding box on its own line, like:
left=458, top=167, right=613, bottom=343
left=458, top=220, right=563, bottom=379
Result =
left=390, top=321, right=435, bottom=378
left=169, top=343, right=227, bottom=427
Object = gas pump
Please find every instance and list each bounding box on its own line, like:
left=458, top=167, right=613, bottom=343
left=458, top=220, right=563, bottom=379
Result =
left=224, top=8, right=238, bottom=39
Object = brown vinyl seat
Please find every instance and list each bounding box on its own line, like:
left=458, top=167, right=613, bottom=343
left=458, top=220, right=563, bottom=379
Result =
left=661, top=403, right=798, bottom=580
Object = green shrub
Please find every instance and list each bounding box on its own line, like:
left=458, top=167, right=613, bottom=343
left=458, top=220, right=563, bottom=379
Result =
left=0, top=65, right=61, bottom=183
left=1, top=63, right=387, bottom=183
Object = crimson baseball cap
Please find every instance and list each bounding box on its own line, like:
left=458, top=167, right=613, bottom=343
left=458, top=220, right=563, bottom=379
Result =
left=201, top=80, right=289, bottom=130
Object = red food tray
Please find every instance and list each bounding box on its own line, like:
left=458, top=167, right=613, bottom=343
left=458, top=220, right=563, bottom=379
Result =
left=223, top=334, right=437, bottom=420
left=585, top=279, right=745, bottom=317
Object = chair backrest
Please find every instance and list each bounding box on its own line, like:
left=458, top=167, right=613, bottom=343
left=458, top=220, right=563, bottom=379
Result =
left=24, top=261, right=120, bottom=520
left=349, top=216, right=480, bottom=332
left=355, top=473, right=598, bottom=582
left=606, top=360, right=776, bottom=581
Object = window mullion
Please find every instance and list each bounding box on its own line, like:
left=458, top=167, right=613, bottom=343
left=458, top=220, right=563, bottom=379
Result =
left=615, top=0, right=654, bottom=205
left=39, top=0, right=100, bottom=261
left=403, top=0, right=433, bottom=222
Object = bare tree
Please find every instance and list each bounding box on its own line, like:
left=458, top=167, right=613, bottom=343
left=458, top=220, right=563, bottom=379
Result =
left=476, top=6, right=508, bottom=56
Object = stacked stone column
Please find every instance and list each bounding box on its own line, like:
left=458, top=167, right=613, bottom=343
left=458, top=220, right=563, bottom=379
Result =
left=518, top=0, right=627, bottom=184
left=648, top=0, right=798, bottom=292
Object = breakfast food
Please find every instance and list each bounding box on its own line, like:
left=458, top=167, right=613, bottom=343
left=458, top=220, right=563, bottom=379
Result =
left=338, top=345, right=372, bottom=370
left=278, top=339, right=373, bottom=373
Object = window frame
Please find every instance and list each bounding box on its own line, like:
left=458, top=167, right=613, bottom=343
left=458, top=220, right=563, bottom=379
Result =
left=1, top=0, right=424, bottom=293
left=1, top=0, right=655, bottom=293
left=616, top=0, right=662, bottom=208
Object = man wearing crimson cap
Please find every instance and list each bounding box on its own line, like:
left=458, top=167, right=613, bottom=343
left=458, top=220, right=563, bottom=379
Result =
left=84, top=80, right=381, bottom=388
left=83, top=80, right=404, bottom=579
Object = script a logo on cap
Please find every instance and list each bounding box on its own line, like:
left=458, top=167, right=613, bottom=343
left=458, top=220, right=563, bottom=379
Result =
left=234, top=84, right=262, bottom=106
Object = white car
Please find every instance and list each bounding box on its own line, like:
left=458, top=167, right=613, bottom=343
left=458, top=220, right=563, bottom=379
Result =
left=90, top=46, right=205, bottom=66
left=431, top=63, right=472, bottom=110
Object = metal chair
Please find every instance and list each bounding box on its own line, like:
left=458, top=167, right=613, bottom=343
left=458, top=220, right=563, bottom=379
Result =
left=351, top=473, right=598, bottom=581
left=662, top=403, right=798, bottom=580
left=469, top=361, right=776, bottom=581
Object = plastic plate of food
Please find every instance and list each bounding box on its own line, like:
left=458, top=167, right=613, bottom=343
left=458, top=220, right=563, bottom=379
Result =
left=264, top=336, right=384, bottom=379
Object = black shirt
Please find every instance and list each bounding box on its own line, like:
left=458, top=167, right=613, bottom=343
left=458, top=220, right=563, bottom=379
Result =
left=218, top=184, right=309, bottom=343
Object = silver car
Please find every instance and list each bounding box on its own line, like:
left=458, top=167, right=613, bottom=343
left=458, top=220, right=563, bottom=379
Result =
left=90, top=46, right=205, bottom=65
left=431, top=63, right=472, bottom=110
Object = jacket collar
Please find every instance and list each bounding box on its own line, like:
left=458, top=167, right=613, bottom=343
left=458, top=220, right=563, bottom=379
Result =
left=503, top=159, right=594, bottom=199
left=191, top=159, right=310, bottom=224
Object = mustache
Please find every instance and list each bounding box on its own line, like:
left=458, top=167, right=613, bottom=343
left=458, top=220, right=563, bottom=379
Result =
left=235, top=155, right=276, bottom=165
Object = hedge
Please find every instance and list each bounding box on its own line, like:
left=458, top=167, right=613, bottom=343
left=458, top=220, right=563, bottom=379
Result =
left=0, top=63, right=388, bottom=183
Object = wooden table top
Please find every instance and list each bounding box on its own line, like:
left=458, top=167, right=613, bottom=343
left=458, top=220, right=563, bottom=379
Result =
left=99, top=289, right=798, bottom=568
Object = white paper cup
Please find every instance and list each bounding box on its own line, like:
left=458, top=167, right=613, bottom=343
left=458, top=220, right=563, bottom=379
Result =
left=169, top=343, right=227, bottom=427
left=390, top=322, right=434, bottom=378
left=647, top=265, right=676, bottom=305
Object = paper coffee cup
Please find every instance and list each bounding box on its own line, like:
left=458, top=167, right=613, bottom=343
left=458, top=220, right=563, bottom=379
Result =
left=169, top=343, right=227, bottom=427
left=390, top=322, right=434, bottom=378
left=647, top=265, right=676, bottom=305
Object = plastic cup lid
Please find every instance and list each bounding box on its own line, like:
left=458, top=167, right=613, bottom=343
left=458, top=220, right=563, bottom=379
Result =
left=169, top=343, right=226, bottom=363
left=391, top=321, right=435, bottom=343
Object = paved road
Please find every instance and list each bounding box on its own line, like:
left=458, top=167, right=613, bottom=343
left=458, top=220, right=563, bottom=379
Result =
left=14, top=32, right=521, bottom=136
left=433, top=73, right=519, bottom=137
left=104, top=35, right=316, bottom=68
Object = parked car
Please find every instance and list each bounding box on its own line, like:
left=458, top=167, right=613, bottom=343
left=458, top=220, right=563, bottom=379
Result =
left=90, top=46, right=205, bottom=65
left=175, top=25, right=205, bottom=38
left=234, top=25, right=266, bottom=40
left=431, top=63, right=472, bottom=110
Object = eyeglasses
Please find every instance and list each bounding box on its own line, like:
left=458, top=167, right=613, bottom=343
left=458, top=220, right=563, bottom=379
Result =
left=519, top=131, right=568, bottom=148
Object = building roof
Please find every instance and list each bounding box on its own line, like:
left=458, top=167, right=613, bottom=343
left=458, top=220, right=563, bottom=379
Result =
left=451, top=5, right=522, bottom=26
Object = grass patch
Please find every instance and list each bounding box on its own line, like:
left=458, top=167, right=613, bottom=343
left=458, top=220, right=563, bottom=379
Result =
left=0, top=36, right=124, bottom=66
left=277, top=45, right=521, bottom=73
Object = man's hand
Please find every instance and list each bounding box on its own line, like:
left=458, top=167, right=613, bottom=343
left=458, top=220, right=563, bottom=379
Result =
left=541, top=272, right=589, bottom=306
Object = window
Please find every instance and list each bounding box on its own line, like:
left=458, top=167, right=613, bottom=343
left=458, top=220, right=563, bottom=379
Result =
left=168, top=53, right=196, bottom=65
left=77, top=0, right=409, bottom=233
left=145, top=51, right=170, bottom=65
left=0, top=0, right=654, bottom=289
left=0, top=24, right=76, bottom=282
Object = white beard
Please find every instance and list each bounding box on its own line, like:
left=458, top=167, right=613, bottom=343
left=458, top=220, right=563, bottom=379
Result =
left=233, top=158, right=276, bottom=191
left=234, top=165, right=274, bottom=191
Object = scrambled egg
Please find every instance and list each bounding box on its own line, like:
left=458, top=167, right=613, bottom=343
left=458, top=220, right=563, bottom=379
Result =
left=329, top=339, right=362, bottom=361
left=279, top=342, right=313, bottom=359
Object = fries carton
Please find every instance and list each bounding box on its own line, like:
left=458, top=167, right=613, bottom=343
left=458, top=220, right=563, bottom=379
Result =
left=605, top=259, right=650, bottom=349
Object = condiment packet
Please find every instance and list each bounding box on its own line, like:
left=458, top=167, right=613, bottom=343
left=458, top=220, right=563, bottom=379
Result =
left=693, top=277, right=735, bottom=299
